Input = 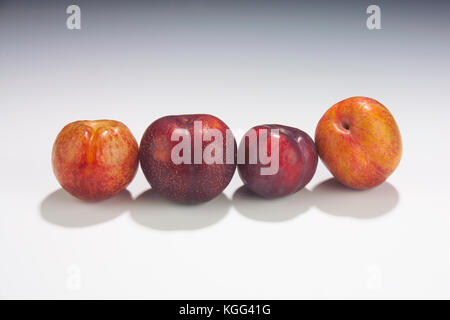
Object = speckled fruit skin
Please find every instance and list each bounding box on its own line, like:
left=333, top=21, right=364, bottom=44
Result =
left=238, top=125, right=318, bottom=198
left=315, top=97, right=402, bottom=189
left=52, top=120, right=139, bottom=201
left=139, top=114, right=236, bottom=203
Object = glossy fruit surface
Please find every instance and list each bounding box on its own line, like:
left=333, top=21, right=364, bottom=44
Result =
left=52, top=120, right=139, bottom=201
left=139, top=114, right=236, bottom=203
left=315, top=97, right=402, bottom=189
left=238, top=124, right=318, bottom=198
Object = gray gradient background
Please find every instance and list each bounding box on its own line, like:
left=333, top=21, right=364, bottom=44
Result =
left=1, top=0, right=450, bottom=299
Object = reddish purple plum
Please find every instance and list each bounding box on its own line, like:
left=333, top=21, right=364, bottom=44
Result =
left=238, top=124, right=318, bottom=198
left=139, top=114, right=236, bottom=203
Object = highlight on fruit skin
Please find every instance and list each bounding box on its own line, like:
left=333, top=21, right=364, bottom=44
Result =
left=315, top=96, right=402, bottom=190
left=52, top=120, right=139, bottom=201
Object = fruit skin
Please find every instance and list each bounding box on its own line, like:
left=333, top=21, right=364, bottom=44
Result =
left=237, top=124, right=318, bottom=198
left=52, top=120, right=139, bottom=201
left=139, top=114, right=236, bottom=203
left=315, top=97, right=402, bottom=190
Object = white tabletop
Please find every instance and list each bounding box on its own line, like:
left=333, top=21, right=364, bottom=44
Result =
left=1, top=1, right=449, bottom=299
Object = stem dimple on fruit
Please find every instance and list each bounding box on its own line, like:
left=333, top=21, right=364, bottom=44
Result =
left=342, top=121, right=350, bottom=130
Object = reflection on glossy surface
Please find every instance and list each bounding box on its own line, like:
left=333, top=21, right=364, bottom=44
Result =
left=130, top=189, right=231, bottom=230
left=312, top=178, right=399, bottom=218
left=232, top=185, right=312, bottom=222
left=233, top=178, right=399, bottom=221
left=40, top=189, right=131, bottom=227
left=40, top=179, right=399, bottom=230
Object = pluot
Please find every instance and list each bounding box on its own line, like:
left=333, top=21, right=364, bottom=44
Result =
left=315, top=97, right=402, bottom=189
left=52, top=120, right=139, bottom=201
